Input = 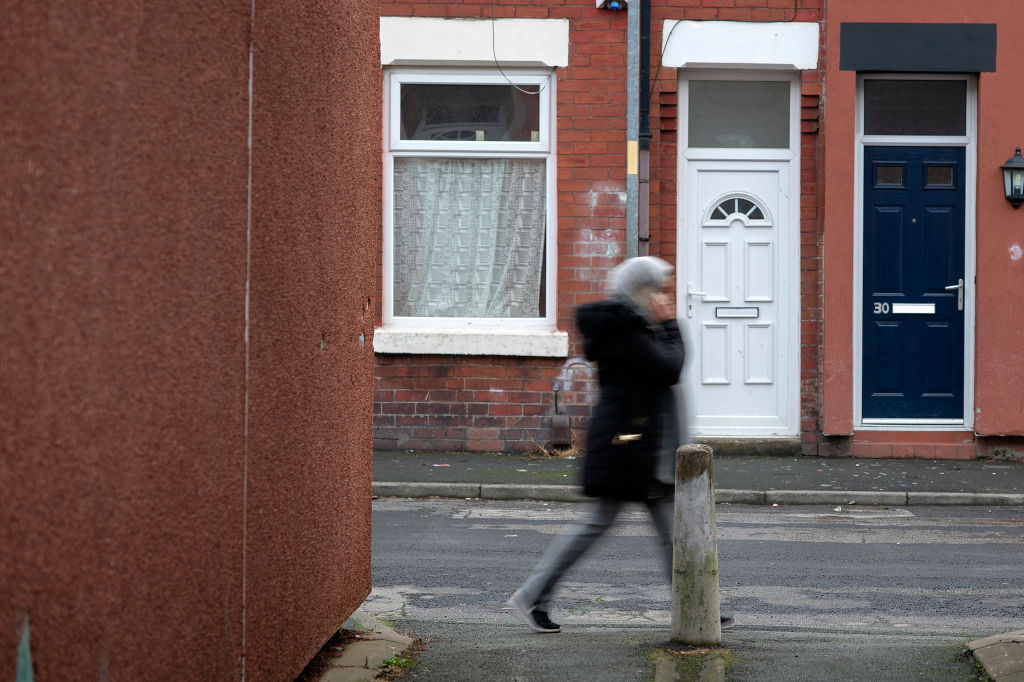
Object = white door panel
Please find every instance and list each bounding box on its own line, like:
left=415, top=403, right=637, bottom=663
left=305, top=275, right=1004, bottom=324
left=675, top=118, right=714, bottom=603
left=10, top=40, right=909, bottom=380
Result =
left=682, top=162, right=796, bottom=435
left=701, top=241, right=730, bottom=300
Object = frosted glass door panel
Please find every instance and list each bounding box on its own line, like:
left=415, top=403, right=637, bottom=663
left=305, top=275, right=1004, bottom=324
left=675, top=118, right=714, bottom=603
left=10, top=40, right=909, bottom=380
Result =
left=688, top=81, right=790, bottom=148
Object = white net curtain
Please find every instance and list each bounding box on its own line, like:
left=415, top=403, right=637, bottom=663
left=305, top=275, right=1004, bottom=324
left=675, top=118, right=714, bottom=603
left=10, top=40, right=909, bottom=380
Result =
left=393, top=157, right=546, bottom=318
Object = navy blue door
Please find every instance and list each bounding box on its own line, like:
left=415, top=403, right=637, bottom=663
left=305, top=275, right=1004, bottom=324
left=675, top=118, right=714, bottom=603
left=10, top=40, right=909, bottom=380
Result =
left=863, top=146, right=965, bottom=420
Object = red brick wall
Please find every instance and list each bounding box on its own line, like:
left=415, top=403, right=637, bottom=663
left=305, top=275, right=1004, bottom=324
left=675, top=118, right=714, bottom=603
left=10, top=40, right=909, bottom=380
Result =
left=375, top=356, right=592, bottom=452
left=376, top=0, right=825, bottom=453
left=799, top=64, right=827, bottom=455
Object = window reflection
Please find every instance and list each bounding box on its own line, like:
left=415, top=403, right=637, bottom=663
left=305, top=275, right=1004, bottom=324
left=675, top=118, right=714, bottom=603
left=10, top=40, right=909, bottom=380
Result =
left=400, top=84, right=540, bottom=142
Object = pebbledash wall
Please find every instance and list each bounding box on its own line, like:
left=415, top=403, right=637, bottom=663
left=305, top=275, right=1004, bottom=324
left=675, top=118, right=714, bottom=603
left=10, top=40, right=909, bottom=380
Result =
left=3, top=3, right=377, bottom=680
left=374, top=0, right=827, bottom=454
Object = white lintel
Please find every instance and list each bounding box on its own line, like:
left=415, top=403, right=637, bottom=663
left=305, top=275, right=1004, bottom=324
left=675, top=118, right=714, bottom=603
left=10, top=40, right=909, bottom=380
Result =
left=662, top=20, right=819, bottom=70
left=380, top=17, right=570, bottom=67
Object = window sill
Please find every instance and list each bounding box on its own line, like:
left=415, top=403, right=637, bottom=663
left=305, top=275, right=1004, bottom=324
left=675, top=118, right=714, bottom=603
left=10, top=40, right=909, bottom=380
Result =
left=373, top=327, right=569, bottom=357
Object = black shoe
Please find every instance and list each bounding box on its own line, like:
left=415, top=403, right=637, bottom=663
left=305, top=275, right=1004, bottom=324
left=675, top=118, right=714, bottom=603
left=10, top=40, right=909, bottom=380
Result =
left=506, top=591, right=562, bottom=633
left=720, top=614, right=736, bottom=629
left=532, top=610, right=562, bottom=633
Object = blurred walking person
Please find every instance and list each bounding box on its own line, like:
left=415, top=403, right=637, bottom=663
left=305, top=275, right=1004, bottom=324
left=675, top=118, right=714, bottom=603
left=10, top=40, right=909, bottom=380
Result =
left=506, top=256, right=687, bottom=633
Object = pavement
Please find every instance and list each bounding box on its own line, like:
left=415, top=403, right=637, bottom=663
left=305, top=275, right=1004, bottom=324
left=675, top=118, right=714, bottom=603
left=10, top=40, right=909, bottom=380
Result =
left=331, top=449, right=1024, bottom=681
left=372, top=448, right=1024, bottom=507
left=968, top=631, right=1024, bottom=682
left=299, top=607, right=415, bottom=682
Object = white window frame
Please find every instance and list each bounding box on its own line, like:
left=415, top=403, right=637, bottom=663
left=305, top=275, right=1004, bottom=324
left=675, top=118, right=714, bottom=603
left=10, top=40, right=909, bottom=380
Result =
left=853, top=73, right=977, bottom=430
left=378, top=67, right=566, bottom=357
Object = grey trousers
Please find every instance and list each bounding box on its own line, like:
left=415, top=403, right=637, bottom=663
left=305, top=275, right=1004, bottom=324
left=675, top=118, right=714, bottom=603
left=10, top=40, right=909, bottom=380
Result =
left=515, top=495, right=674, bottom=612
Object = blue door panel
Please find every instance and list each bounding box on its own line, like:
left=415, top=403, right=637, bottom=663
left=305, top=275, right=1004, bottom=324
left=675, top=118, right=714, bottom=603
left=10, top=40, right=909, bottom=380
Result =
left=923, top=208, right=955, bottom=286
left=873, top=207, right=904, bottom=292
left=874, top=321, right=903, bottom=393
left=921, top=321, right=954, bottom=395
left=863, top=146, right=965, bottom=420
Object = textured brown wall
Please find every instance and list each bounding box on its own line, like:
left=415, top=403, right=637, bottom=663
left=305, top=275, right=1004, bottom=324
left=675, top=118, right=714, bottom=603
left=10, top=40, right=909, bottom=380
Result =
left=245, top=2, right=379, bottom=679
left=1, top=2, right=377, bottom=680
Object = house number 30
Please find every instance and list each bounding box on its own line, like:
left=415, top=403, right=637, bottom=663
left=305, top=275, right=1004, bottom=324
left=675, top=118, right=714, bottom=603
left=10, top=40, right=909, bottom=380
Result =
left=873, top=302, right=890, bottom=314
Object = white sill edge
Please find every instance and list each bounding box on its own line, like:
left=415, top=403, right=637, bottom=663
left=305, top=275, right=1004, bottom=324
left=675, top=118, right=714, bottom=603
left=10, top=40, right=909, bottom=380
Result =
left=373, top=327, right=569, bottom=357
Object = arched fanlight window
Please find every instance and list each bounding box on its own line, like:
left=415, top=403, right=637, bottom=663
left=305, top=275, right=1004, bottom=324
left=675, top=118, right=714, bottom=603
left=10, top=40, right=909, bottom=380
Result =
left=704, top=194, right=770, bottom=226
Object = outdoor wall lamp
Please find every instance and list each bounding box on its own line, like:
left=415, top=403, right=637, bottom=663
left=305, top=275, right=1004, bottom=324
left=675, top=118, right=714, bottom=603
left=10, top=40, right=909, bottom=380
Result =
left=1001, top=147, right=1024, bottom=208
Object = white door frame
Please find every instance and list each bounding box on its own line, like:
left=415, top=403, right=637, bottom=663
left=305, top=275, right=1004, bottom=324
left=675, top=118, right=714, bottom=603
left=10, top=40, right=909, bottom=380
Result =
left=852, top=73, right=977, bottom=430
left=677, top=69, right=801, bottom=437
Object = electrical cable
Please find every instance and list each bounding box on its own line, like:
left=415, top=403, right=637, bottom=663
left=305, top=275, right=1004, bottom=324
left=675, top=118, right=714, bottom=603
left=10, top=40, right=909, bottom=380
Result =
left=487, top=0, right=803, bottom=101
left=490, top=0, right=545, bottom=95
left=651, top=0, right=800, bottom=99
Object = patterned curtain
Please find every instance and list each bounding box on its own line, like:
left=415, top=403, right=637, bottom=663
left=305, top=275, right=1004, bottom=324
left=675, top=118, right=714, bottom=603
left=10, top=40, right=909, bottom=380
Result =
left=393, top=157, right=546, bottom=318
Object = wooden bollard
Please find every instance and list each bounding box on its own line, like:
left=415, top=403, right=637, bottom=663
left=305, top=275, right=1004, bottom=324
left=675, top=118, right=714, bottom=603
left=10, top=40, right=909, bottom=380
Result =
left=671, top=443, right=722, bottom=645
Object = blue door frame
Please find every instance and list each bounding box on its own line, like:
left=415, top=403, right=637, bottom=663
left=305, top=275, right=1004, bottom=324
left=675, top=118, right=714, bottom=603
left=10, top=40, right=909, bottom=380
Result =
left=862, top=146, right=966, bottom=420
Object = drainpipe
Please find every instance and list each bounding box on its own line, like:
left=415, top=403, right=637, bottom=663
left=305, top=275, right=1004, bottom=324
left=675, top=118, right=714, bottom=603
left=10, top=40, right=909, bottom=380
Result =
left=638, top=0, right=651, bottom=256
left=625, top=0, right=639, bottom=258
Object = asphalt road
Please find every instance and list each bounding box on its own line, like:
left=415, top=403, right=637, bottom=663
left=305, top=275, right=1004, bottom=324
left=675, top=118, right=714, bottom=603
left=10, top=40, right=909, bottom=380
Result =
left=367, top=499, right=1024, bottom=681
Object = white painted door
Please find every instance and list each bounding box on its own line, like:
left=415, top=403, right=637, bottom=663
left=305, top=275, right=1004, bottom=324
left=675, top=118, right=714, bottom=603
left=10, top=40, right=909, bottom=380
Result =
left=682, top=161, right=796, bottom=436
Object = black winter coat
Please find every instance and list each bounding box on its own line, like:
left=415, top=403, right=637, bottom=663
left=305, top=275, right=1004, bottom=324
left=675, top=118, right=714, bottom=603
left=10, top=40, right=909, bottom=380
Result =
left=576, top=298, right=685, bottom=501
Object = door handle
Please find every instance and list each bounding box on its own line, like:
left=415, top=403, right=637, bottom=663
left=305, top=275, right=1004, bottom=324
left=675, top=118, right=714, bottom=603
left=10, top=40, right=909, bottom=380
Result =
left=944, top=278, right=964, bottom=311
left=686, top=284, right=708, bottom=318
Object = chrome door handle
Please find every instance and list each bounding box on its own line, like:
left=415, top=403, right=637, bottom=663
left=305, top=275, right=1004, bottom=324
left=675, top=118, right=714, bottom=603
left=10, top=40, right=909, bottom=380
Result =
left=944, top=278, right=964, bottom=311
left=686, top=284, right=708, bottom=318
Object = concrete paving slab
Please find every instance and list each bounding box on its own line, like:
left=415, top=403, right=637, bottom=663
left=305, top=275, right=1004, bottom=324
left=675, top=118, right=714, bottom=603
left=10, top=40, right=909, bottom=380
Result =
left=969, top=631, right=1024, bottom=681
left=370, top=629, right=414, bottom=647
left=319, top=668, right=378, bottom=682
left=332, top=639, right=406, bottom=670
left=301, top=607, right=416, bottom=682
left=968, top=631, right=1024, bottom=651
left=972, top=642, right=1024, bottom=679
left=700, top=437, right=802, bottom=456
